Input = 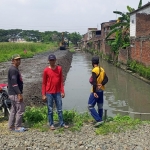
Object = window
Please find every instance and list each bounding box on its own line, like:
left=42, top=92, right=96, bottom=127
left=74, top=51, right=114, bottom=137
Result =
left=132, top=20, right=134, bottom=24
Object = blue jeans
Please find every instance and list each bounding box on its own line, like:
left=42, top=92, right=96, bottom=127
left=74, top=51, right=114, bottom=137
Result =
left=88, top=90, right=103, bottom=122
left=46, top=93, right=64, bottom=126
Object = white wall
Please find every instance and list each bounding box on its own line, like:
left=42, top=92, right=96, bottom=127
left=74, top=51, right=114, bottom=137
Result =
left=130, top=14, right=136, bottom=37
left=138, top=6, right=150, bottom=14
left=130, top=6, right=150, bottom=37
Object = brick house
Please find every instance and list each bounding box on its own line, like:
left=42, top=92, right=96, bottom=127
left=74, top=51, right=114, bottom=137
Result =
left=129, top=2, right=150, bottom=66
left=100, top=20, right=116, bottom=56
left=79, top=28, right=98, bottom=50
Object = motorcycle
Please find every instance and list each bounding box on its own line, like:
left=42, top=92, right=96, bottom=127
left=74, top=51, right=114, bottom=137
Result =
left=0, top=84, right=11, bottom=118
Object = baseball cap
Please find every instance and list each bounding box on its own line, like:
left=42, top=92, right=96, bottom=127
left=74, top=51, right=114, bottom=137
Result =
left=48, top=54, right=56, bottom=60
left=12, top=54, right=21, bottom=60
left=91, top=56, right=99, bottom=64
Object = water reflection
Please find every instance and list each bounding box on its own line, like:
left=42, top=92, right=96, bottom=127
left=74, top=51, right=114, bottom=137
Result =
left=64, top=52, right=150, bottom=120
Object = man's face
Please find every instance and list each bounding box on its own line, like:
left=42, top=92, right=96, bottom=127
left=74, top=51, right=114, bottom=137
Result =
left=49, top=59, right=56, bottom=66
left=12, top=58, right=21, bottom=67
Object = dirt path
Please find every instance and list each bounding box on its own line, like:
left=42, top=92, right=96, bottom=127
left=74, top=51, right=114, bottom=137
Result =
left=0, top=50, right=72, bottom=106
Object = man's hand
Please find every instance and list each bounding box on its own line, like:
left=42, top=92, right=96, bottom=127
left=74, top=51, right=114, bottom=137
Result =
left=42, top=95, right=47, bottom=102
left=18, top=94, right=23, bottom=102
left=97, top=84, right=102, bottom=90
left=61, top=93, right=65, bottom=98
left=93, top=93, right=98, bottom=98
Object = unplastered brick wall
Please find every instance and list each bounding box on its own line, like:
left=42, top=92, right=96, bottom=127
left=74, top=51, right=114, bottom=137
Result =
left=130, top=39, right=150, bottom=66
left=136, top=13, right=150, bottom=37
left=118, top=48, right=129, bottom=64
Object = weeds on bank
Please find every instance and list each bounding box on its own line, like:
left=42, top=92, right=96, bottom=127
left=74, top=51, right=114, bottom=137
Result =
left=23, top=106, right=92, bottom=132
left=23, top=107, right=143, bottom=134
left=69, top=48, right=75, bottom=53
left=95, top=115, right=142, bottom=135
left=127, top=60, right=150, bottom=80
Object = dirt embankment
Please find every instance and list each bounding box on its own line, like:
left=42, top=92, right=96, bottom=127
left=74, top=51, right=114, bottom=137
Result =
left=0, top=50, right=73, bottom=107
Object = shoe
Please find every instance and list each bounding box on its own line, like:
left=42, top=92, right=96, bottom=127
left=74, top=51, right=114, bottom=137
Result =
left=50, top=125, right=55, bottom=130
left=14, top=127, right=28, bottom=132
left=94, top=121, right=104, bottom=127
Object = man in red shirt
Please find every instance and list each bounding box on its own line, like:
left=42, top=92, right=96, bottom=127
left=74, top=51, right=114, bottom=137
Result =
left=42, top=54, right=68, bottom=130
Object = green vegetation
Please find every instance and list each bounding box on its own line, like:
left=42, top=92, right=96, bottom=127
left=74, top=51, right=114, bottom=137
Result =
left=0, top=42, right=57, bottom=62
left=106, top=0, right=142, bottom=60
left=0, top=29, right=82, bottom=46
left=23, top=106, right=144, bottom=134
left=69, top=48, right=75, bottom=53
left=23, top=106, right=92, bottom=132
left=127, top=60, right=150, bottom=79
left=95, top=114, right=142, bottom=135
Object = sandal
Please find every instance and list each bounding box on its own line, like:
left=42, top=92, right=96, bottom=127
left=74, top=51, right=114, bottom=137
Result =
left=9, top=126, right=15, bottom=131
left=14, top=127, right=28, bottom=132
left=50, top=125, right=55, bottom=130
left=62, top=124, right=69, bottom=129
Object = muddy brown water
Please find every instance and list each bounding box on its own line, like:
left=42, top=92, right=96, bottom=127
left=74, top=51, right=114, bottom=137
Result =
left=63, top=52, right=150, bottom=120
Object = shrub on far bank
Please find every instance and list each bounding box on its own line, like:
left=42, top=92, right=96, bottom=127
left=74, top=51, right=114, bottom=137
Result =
left=127, top=60, right=150, bottom=80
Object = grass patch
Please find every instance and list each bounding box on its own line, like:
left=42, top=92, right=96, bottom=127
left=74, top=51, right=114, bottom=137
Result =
left=23, top=106, right=145, bottom=134
left=0, top=42, right=58, bottom=62
left=95, top=114, right=142, bottom=135
left=69, top=48, right=75, bottom=53
left=23, top=106, right=92, bottom=132
left=127, top=60, right=150, bottom=80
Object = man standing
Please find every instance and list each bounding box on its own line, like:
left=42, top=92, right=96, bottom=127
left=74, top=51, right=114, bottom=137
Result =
left=42, top=54, right=68, bottom=130
left=8, top=54, right=26, bottom=132
left=88, top=56, right=108, bottom=127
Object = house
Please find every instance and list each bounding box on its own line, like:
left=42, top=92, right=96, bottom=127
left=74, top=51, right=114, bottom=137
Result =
left=87, top=28, right=97, bottom=40
left=9, top=37, right=26, bottom=43
left=130, top=2, right=150, bottom=66
left=100, top=20, right=116, bottom=56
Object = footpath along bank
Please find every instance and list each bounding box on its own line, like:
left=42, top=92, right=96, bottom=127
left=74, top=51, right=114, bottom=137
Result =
left=0, top=50, right=150, bottom=150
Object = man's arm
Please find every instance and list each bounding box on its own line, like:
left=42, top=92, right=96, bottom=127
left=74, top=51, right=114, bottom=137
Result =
left=101, top=73, right=108, bottom=85
left=60, top=67, right=65, bottom=97
left=92, top=72, right=97, bottom=93
left=42, top=69, right=47, bottom=97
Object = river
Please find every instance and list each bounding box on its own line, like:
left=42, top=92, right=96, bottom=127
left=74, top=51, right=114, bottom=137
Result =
left=64, top=52, right=150, bottom=120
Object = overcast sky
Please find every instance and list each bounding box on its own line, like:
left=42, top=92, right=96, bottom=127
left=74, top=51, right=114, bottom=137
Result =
left=0, top=0, right=149, bottom=34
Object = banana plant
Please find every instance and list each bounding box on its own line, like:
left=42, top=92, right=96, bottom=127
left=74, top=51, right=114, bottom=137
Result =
left=106, top=0, right=142, bottom=57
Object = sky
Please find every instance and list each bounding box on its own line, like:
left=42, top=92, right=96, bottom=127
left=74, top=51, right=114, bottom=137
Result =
left=0, top=0, right=149, bottom=35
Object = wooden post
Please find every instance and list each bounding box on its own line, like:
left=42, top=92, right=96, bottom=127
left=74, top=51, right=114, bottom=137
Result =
left=104, top=109, right=107, bottom=122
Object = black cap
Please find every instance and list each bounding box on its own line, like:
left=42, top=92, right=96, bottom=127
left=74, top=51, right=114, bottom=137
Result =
left=92, top=56, right=99, bottom=64
left=48, top=54, right=56, bottom=60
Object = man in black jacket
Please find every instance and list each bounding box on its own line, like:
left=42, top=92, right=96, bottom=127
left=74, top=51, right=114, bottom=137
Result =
left=8, top=54, right=26, bottom=132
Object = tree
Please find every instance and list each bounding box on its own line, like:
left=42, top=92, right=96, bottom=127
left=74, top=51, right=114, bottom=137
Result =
left=68, top=32, right=82, bottom=46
